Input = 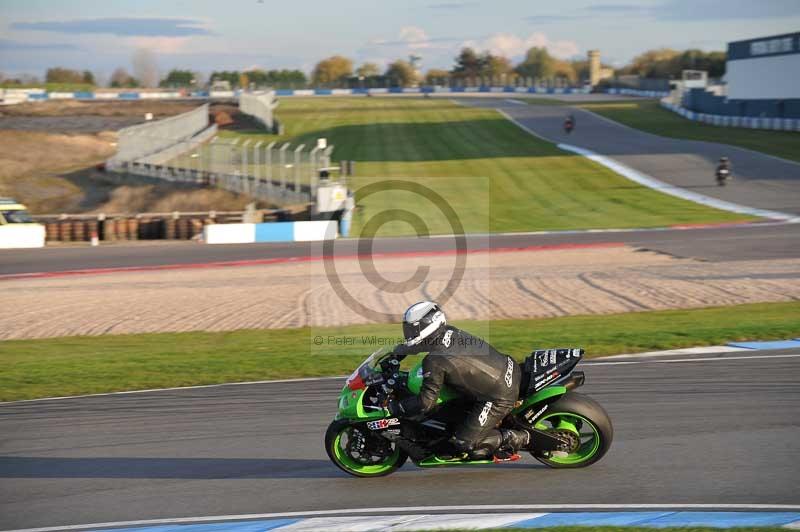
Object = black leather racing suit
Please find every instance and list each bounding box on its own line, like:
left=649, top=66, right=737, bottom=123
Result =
left=390, top=325, right=521, bottom=457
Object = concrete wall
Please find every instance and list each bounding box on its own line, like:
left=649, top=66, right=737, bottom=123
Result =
left=239, top=91, right=277, bottom=129
left=727, top=53, right=800, bottom=100
left=203, top=220, right=337, bottom=244
left=0, top=224, right=46, bottom=249
left=684, top=88, right=800, bottom=119
left=661, top=99, right=800, bottom=131
left=109, top=104, right=210, bottom=166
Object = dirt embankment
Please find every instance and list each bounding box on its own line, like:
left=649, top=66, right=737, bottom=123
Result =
left=0, top=100, right=197, bottom=118
left=0, top=100, right=259, bottom=214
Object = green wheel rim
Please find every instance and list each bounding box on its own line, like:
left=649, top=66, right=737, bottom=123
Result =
left=534, top=412, right=602, bottom=465
left=332, top=426, right=401, bottom=475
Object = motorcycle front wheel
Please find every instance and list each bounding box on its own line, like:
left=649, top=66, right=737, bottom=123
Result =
left=325, top=420, right=408, bottom=477
left=529, top=392, right=613, bottom=469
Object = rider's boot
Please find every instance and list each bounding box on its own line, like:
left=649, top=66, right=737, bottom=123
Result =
left=493, top=429, right=530, bottom=462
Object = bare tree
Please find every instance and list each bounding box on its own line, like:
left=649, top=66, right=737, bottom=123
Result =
left=132, top=48, right=159, bottom=88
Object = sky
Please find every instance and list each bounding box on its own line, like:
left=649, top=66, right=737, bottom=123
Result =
left=1, top=0, right=799, bottom=81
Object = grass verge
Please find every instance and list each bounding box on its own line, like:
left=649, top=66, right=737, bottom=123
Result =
left=578, top=100, right=800, bottom=163
left=1, top=301, right=798, bottom=402
left=210, top=97, right=751, bottom=235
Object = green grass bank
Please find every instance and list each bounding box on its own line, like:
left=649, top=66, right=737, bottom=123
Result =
left=213, top=97, right=751, bottom=235
left=2, top=301, right=798, bottom=401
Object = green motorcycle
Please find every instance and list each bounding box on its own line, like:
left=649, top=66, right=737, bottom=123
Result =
left=325, top=346, right=613, bottom=477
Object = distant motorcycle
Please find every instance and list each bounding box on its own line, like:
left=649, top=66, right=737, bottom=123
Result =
left=564, top=118, right=575, bottom=134
left=716, top=167, right=730, bottom=186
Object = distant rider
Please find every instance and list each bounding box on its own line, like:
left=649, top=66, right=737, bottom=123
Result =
left=387, top=301, right=531, bottom=461
left=564, top=114, right=575, bottom=134
left=716, top=157, right=731, bottom=183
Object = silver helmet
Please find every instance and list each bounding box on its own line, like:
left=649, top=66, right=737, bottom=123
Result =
left=402, top=301, right=446, bottom=346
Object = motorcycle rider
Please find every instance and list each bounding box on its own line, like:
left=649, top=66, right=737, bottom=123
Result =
left=387, top=301, right=531, bottom=461
left=564, top=114, right=575, bottom=133
left=716, top=157, right=731, bottom=183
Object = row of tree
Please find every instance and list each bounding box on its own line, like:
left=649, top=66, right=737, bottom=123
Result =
left=619, top=48, right=726, bottom=79
left=306, top=48, right=596, bottom=88
left=310, top=46, right=726, bottom=88
left=4, top=46, right=728, bottom=90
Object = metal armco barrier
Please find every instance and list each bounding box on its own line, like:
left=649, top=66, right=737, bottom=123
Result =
left=660, top=99, right=800, bottom=131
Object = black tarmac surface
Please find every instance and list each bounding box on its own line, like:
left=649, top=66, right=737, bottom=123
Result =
left=1, top=349, right=798, bottom=530
left=1, top=223, right=799, bottom=277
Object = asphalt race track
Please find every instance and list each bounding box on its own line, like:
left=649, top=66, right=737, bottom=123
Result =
left=463, top=98, right=800, bottom=215
left=1, top=223, right=799, bottom=277
left=1, top=348, right=798, bottom=530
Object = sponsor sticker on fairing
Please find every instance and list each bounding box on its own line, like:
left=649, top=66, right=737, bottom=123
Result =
left=366, top=418, right=401, bottom=430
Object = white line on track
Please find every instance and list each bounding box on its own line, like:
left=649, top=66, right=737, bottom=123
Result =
left=0, top=376, right=345, bottom=406
left=6, top=504, right=800, bottom=532
left=585, top=353, right=800, bottom=366
left=657, top=353, right=800, bottom=363
left=2, top=351, right=797, bottom=406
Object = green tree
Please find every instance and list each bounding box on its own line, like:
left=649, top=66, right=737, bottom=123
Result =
left=210, top=71, right=241, bottom=87
left=45, top=67, right=84, bottom=84
left=676, top=49, right=726, bottom=78
left=110, top=67, right=138, bottom=88
left=312, top=55, right=353, bottom=87
left=425, top=68, right=450, bottom=85
left=481, top=53, right=513, bottom=83
left=268, top=69, right=308, bottom=88
left=514, top=47, right=556, bottom=80
left=622, top=48, right=680, bottom=78
left=451, top=47, right=482, bottom=80
left=244, top=69, right=269, bottom=86
left=81, top=70, right=95, bottom=85
left=159, top=69, right=196, bottom=87
left=356, top=62, right=380, bottom=78
left=617, top=48, right=726, bottom=79
left=553, top=60, right=578, bottom=83
left=385, top=59, right=417, bottom=87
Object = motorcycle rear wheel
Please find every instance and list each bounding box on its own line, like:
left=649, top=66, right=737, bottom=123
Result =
left=325, top=419, right=408, bottom=477
left=529, top=392, right=613, bottom=469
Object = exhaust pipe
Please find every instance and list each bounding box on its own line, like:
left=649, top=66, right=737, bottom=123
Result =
left=564, top=371, right=585, bottom=390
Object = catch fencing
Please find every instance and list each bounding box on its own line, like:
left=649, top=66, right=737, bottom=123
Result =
left=106, top=98, right=336, bottom=206
left=116, top=138, right=335, bottom=206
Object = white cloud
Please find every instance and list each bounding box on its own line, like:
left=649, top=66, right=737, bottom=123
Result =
left=463, top=32, right=580, bottom=59
left=399, top=26, right=430, bottom=48
left=129, top=36, right=190, bottom=54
